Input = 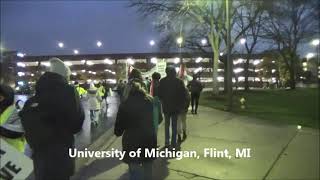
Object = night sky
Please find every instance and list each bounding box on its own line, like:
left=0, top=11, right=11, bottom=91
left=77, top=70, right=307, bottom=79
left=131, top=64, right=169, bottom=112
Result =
left=1, top=1, right=159, bottom=56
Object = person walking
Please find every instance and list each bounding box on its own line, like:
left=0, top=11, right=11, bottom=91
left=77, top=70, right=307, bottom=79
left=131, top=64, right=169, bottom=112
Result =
left=177, top=86, right=190, bottom=143
left=159, top=66, right=187, bottom=149
left=74, top=81, right=87, bottom=99
left=86, top=83, right=102, bottom=126
left=114, top=74, right=160, bottom=180
left=19, top=58, right=84, bottom=180
left=150, top=72, right=163, bottom=135
left=0, top=84, right=26, bottom=152
left=187, top=74, right=203, bottom=114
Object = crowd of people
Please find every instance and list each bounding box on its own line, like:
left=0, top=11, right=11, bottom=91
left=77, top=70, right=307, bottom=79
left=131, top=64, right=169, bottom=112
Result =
left=114, top=66, right=204, bottom=180
left=0, top=57, right=204, bottom=180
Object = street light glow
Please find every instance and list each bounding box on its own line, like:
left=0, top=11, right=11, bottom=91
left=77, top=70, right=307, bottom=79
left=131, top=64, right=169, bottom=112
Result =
left=58, top=42, right=64, bottom=48
left=220, top=52, right=224, bottom=56
left=311, top=39, right=320, bottom=46
left=73, top=49, right=79, bottom=54
left=306, top=53, right=315, bottom=59
left=177, top=37, right=183, bottom=45
left=240, top=38, right=246, bottom=45
left=201, top=38, right=207, bottom=46
left=149, top=40, right=155, bottom=46
left=97, top=41, right=102, bottom=47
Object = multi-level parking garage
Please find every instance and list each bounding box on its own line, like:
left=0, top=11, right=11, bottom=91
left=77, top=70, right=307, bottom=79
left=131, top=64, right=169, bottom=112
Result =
left=2, top=51, right=279, bottom=91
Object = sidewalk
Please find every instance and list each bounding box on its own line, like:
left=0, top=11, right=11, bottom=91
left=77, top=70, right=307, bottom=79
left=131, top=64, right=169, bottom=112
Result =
left=73, top=106, right=319, bottom=180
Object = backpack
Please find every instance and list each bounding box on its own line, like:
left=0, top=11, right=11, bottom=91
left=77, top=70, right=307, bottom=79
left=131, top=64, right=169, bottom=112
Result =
left=19, top=96, right=56, bottom=149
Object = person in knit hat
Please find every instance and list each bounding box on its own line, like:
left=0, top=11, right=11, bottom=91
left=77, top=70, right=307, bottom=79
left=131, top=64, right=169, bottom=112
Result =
left=19, top=57, right=84, bottom=180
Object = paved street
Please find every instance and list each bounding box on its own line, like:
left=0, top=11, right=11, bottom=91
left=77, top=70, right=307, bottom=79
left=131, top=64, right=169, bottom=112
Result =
left=73, top=106, right=319, bottom=180
left=15, top=93, right=120, bottom=150
left=75, top=93, right=120, bottom=149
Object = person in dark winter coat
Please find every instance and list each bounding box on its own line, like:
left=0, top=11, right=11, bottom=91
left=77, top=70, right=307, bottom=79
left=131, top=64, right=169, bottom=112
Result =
left=159, top=66, right=187, bottom=148
left=19, top=58, right=84, bottom=180
left=187, top=74, right=203, bottom=114
left=114, top=76, right=159, bottom=180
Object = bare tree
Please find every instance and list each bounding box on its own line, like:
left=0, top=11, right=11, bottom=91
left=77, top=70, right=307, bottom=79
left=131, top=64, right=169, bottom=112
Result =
left=130, top=0, right=263, bottom=95
left=262, top=0, right=319, bottom=89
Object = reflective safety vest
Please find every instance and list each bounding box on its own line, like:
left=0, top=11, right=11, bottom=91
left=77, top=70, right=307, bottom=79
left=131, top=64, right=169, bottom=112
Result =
left=0, top=105, right=26, bottom=152
left=98, top=86, right=106, bottom=97
left=76, top=85, right=87, bottom=96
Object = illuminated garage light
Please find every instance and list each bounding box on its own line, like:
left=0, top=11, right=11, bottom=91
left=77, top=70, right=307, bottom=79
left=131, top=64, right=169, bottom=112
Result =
left=17, top=62, right=26, bottom=67
left=17, top=81, right=24, bottom=86
left=17, top=52, right=26, bottom=58
left=127, top=58, right=135, bottom=65
left=174, top=57, right=180, bottom=64
left=17, top=72, right=25, bottom=76
left=151, top=57, right=157, bottom=64
left=195, top=57, right=203, bottom=63
left=87, top=61, right=94, bottom=66
left=104, top=58, right=113, bottom=65
left=64, top=62, right=72, bottom=66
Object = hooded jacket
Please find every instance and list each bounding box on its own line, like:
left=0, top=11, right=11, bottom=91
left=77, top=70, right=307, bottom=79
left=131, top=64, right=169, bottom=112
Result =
left=159, top=67, right=187, bottom=114
left=86, top=83, right=102, bottom=110
left=19, top=71, right=84, bottom=179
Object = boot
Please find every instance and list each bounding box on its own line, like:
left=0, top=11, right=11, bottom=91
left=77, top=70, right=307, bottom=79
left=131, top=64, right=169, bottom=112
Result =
left=183, top=131, right=187, bottom=141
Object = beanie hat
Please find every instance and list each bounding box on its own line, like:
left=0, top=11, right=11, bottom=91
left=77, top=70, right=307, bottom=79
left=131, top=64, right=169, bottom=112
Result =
left=48, top=58, right=71, bottom=79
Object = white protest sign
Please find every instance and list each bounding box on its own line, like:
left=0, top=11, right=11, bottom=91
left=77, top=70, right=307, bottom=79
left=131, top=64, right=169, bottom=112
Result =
left=156, top=60, right=167, bottom=78
left=0, top=139, right=33, bottom=180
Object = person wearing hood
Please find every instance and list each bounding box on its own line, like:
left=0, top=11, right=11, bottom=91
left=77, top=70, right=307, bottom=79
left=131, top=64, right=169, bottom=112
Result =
left=0, top=84, right=26, bottom=152
left=159, top=66, right=187, bottom=149
left=86, top=83, right=102, bottom=126
left=114, top=69, right=161, bottom=180
left=19, top=58, right=84, bottom=180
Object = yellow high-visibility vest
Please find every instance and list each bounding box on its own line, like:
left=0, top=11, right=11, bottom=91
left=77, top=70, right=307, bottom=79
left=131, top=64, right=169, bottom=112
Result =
left=76, top=85, right=87, bottom=96
left=98, top=86, right=106, bottom=97
left=0, top=105, right=26, bottom=152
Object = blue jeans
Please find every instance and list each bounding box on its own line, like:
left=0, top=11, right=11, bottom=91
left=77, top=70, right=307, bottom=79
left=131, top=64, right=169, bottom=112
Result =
left=164, top=113, right=178, bottom=147
left=128, top=162, right=152, bottom=180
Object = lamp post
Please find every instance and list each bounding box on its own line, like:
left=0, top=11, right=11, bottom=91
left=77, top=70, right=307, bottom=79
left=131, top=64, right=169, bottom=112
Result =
left=177, top=36, right=183, bottom=64
left=226, top=0, right=233, bottom=110
left=311, top=39, right=319, bottom=75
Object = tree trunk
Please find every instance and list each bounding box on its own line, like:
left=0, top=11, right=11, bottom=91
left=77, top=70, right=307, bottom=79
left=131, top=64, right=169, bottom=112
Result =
left=244, top=58, right=250, bottom=91
left=289, top=68, right=296, bottom=89
left=212, top=49, right=219, bottom=94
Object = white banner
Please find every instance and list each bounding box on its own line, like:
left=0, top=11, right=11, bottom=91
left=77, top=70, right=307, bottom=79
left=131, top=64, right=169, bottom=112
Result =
left=0, top=139, right=33, bottom=180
